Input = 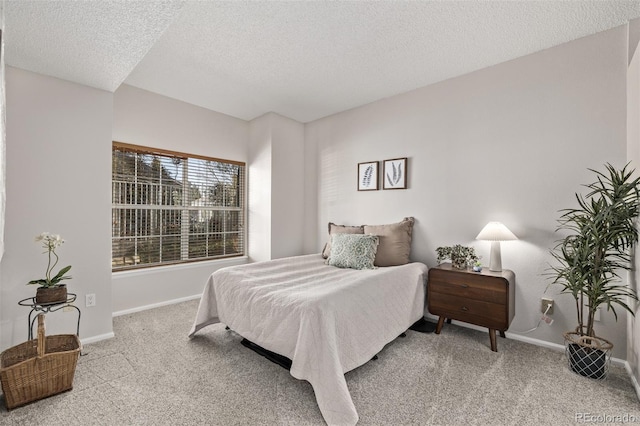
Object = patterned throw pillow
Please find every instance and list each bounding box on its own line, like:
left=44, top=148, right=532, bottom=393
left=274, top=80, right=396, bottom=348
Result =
left=321, top=222, right=364, bottom=259
left=327, top=233, right=379, bottom=270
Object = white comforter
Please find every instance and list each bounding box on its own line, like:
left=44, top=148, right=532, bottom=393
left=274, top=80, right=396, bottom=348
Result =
left=188, top=254, right=427, bottom=425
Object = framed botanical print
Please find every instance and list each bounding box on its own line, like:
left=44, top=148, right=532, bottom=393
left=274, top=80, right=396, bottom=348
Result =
left=383, top=157, right=407, bottom=190
left=358, top=161, right=378, bottom=191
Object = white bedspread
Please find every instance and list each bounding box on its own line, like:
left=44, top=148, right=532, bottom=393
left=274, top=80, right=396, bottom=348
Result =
left=188, top=254, right=427, bottom=425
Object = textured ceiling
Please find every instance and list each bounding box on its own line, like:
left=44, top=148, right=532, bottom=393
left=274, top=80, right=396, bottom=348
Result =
left=5, top=1, right=185, bottom=92
left=6, top=1, right=640, bottom=123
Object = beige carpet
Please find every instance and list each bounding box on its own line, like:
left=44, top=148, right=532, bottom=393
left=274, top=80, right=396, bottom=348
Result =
left=1, top=299, right=639, bottom=425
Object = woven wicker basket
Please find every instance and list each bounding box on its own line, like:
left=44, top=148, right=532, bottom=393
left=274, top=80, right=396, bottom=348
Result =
left=0, top=314, right=80, bottom=410
left=564, top=331, right=613, bottom=380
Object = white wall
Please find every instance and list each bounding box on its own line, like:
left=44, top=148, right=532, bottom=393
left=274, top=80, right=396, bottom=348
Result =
left=248, top=113, right=272, bottom=262
left=248, top=112, right=306, bottom=262
left=1, top=67, right=114, bottom=349
left=270, top=113, right=305, bottom=259
left=306, top=25, right=630, bottom=358
left=303, top=127, right=319, bottom=255
left=628, top=19, right=640, bottom=392
left=111, top=85, right=250, bottom=313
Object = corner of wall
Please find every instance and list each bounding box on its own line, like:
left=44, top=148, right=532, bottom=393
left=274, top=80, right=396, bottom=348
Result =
left=248, top=112, right=308, bottom=260
left=629, top=19, right=640, bottom=66
left=248, top=114, right=273, bottom=262
left=627, top=22, right=640, bottom=399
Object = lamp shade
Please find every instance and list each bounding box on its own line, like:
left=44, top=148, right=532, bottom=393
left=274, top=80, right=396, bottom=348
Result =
left=476, top=222, right=517, bottom=241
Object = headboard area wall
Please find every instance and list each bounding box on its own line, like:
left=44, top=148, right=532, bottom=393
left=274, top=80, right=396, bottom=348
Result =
left=303, top=25, right=629, bottom=358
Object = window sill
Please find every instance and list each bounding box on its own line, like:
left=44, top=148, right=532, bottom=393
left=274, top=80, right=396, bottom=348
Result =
left=111, top=256, right=249, bottom=278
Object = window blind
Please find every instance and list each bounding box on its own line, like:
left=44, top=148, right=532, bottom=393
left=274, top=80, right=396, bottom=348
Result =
left=112, top=142, right=245, bottom=271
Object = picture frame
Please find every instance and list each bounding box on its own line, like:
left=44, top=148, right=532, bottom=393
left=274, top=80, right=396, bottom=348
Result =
left=383, top=157, right=407, bottom=190
left=357, top=161, right=379, bottom=191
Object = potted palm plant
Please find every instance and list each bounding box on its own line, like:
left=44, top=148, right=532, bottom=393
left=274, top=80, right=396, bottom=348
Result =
left=549, top=163, right=640, bottom=379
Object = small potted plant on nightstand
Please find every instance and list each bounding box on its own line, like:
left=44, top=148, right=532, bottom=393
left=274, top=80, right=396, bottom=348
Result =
left=549, top=163, right=640, bottom=379
left=436, top=244, right=479, bottom=270
left=28, top=232, right=72, bottom=304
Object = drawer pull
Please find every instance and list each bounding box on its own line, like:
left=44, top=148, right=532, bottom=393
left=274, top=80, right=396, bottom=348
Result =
left=454, top=283, right=469, bottom=288
left=461, top=306, right=469, bottom=311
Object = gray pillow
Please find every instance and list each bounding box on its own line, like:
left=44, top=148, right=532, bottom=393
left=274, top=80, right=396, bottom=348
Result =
left=321, top=222, right=364, bottom=259
left=363, top=217, right=414, bottom=267
left=327, top=234, right=379, bottom=270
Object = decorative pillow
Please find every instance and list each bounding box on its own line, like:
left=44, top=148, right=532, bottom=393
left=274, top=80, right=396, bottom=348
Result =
left=363, top=217, right=414, bottom=267
left=327, top=234, right=379, bottom=270
left=321, top=222, right=364, bottom=259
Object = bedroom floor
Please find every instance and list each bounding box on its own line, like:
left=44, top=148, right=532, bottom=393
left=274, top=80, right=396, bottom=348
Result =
left=1, top=299, right=639, bottom=425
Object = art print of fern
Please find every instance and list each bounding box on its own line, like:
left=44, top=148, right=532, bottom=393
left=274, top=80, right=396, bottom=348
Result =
left=386, top=162, right=402, bottom=186
left=358, top=162, right=378, bottom=190
left=362, top=165, right=373, bottom=187
left=384, top=158, right=407, bottom=189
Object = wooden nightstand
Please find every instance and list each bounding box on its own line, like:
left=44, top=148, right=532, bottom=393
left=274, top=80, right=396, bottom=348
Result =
left=427, top=263, right=515, bottom=352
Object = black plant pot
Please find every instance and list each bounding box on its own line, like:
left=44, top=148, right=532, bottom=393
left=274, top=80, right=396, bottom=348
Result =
left=567, top=342, right=608, bottom=380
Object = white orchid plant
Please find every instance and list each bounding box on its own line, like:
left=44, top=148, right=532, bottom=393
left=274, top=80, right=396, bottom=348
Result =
left=27, top=232, right=72, bottom=288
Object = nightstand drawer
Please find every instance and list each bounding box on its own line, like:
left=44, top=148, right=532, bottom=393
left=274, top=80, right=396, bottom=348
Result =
left=428, top=263, right=515, bottom=352
left=429, top=293, right=508, bottom=330
left=429, top=278, right=506, bottom=305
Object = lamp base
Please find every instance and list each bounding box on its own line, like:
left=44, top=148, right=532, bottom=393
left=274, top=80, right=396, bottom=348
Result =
left=489, top=241, right=502, bottom=272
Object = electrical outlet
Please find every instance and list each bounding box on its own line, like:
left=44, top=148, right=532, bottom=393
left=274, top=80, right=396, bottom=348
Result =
left=541, top=297, right=554, bottom=315
left=594, top=307, right=601, bottom=322
left=86, top=293, right=96, bottom=307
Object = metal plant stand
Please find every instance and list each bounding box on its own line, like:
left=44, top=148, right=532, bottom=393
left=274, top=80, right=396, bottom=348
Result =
left=18, top=293, right=81, bottom=340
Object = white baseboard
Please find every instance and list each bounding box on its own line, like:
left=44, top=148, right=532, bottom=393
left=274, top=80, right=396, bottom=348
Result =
left=504, top=331, right=627, bottom=367
left=112, top=294, right=202, bottom=317
left=80, top=332, right=114, bottom=345
left=504, top=331, right=564, bottom=350
left=79, top=294, right=202, bottom=345
left=624, top=361, right=640, bottom=400
left=430, top=317, right=628, bottom=367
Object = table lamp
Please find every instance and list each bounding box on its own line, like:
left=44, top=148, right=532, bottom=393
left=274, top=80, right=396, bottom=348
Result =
left=476, top=222, right=517, bottom=272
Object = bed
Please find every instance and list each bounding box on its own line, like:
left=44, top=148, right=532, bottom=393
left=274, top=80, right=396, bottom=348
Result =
left=188, top=253, right=428, bottom=425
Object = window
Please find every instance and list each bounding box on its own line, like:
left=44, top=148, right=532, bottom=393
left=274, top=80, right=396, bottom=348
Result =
left=112, top=142, right=245, bottom=271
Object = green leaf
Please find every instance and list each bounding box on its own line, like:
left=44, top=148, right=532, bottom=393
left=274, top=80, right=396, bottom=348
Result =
left=51, top=265, right=72, bottom=281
